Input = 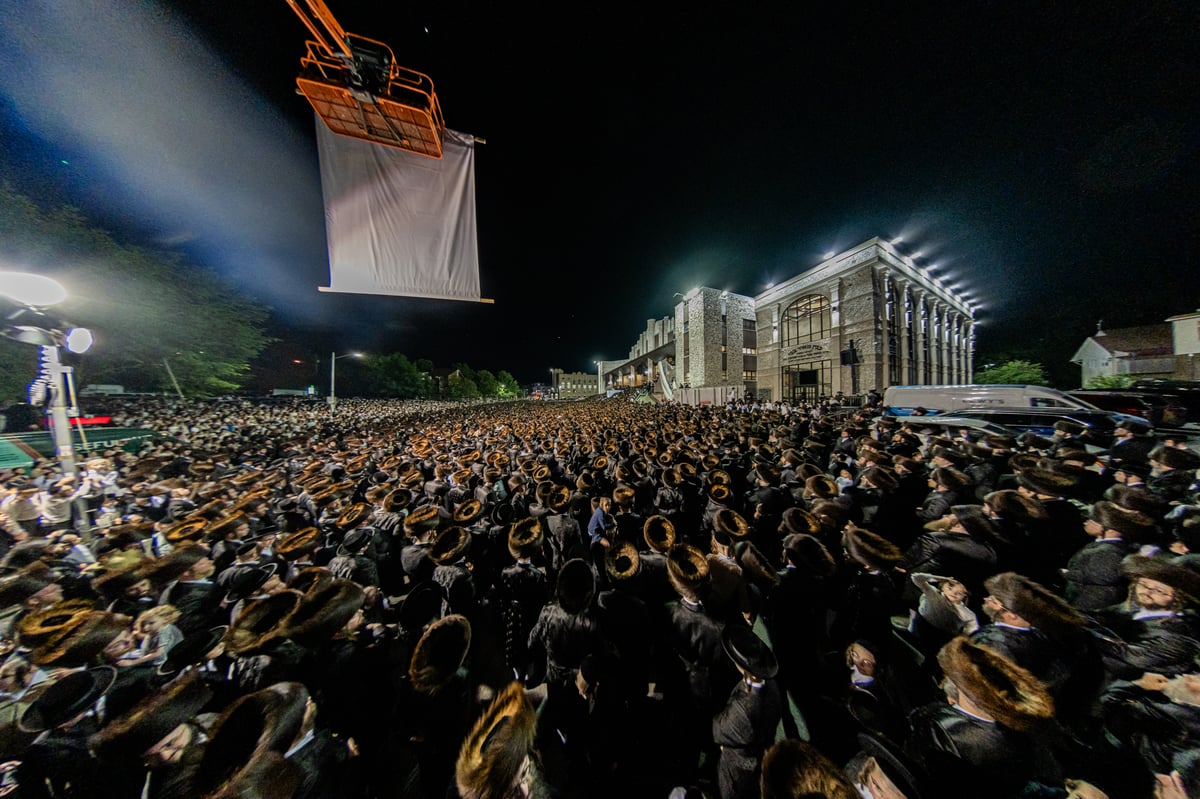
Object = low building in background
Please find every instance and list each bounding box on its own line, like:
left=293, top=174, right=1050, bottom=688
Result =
left=1071, top=324, right=1175, bottom=386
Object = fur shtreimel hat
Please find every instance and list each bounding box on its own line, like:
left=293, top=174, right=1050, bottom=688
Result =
left=16, top=599, right=98, bottom=649
left=937, top=637, right=1054, bottom=733
left=707, top=482, right=732, bottom=504
left=666, top=544, right=710, bottom=602
left=194, top=683, right=309, bottom=797
left=1121, top=555, right=1200, bottom=604
left=335, top=502, right=372, bottom=531
left=982, top=572, right=1085, bottom=639
left=713, top=508, right=751, bottom=541
left=1091, top=500, right=1155, bottom=540
left=805, top=474, right=839, bottom=499
left=89, top=670, right=213, bottom=760
left=950, top=505, right=1001, bottom=543
left=643, top=515, right=676, bottom=553
left=604, top=540, right=640, bottom=582
left=456, top=682, right=538, bottom=799
left=404, top=504, right=442, bottom=536
left=760, top=740, right=860, bottom=799
left=224, top=591, right=303, bottom=656
left=556, top=558, right=596, bottom=615
left=453, top=498, right=485, bottom=525
left=507, top=518, right=543, bottom=561
left=409, top=613, right=472, bottom=693
left=861, top=465, right=898, bottom=492
left=275, top=527, right=321, bottom=561
left=1152, top=445, right=1200, bottom=472
left=1016, top=467, right=1079, bottom=498
left=781, top=507, right=821, bottom=537
left=276, top=579, right=365, bottom=648
left=930, top=467, right=971, bottom=492
left=432, top=526, right=472, bottom=565
left=983, top=489, right=1048, bottom=523
left=141, top=543, right=209, bottom=585
left=30, top=610, right=131, bottom=668
left=843, top=526, right=901, bottom=571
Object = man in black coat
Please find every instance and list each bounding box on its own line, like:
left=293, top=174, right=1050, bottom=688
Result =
left=1065, top=501, right=1154, bottom=612
left=905, top=638, right=1054, bottom=799
left=1107, top=418, right=1157, bottom=471
left=712, top=625, right=783, bottom=799
left=1093, top=556, right=1200, bottom=680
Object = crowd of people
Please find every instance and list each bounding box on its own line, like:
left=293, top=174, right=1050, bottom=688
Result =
left=0, top=392, right=1199, bottom=799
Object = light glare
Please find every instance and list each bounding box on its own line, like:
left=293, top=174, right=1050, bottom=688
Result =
left=0, top=272, right=68, bottom=307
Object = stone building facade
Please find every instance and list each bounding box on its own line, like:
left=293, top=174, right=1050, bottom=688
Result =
left=673, top=288, right=757, bottom=390
left=754, top=238, right=974, bottom=402
left=599, top=237, right=974, bottom=402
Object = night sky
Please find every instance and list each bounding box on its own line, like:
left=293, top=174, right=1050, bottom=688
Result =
left=0, top=1, right=1196, bottom=386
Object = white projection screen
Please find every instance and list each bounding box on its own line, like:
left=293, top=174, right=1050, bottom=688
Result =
left=315, top=120, right=481, bottom=302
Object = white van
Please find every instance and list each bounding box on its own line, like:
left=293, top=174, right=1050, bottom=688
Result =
left=882, top=384, right=1095, bottom=416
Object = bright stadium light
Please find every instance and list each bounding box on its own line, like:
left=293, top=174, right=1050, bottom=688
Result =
left=65, top=327, right=94, bottom=353
left=0, top=272, right=68, bottom=307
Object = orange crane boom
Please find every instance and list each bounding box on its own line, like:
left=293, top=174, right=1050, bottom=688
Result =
left=284, top=0, right=445, bottom=158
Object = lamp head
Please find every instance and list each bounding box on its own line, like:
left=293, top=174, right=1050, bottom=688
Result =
left=0, top=273, right=68, bottom=308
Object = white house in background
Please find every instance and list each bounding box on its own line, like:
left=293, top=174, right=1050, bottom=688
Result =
left=1167, top=310, right=1200, bottom=380
left=1071, top=323, right=1175, bottom=386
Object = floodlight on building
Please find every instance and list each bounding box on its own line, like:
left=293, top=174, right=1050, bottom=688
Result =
left=765, top=282, right=775, bottom=289
left=891, top=237, right=904, bottom=246
left=824, top=251, right=835, bottom=259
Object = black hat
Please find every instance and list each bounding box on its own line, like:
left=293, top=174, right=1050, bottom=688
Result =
left=90, top=670, right=214, bottom=759
left=338, top=528, right=372, bottom=555
left=556, top=558, right=596, bottom=615
left=1115, top=418, right=1152, bottom=436
left=218, top=563, right=278, bottom=603
left=19, top=666, right=117, bottom=732
left=721, top=624, right=778, bottom=679
left=158, top=625, right=229, bottom=676
left=399, top=581, right=447, bottom=634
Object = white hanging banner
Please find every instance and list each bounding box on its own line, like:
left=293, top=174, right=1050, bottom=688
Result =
left=315, top=119, right=481, bottom=302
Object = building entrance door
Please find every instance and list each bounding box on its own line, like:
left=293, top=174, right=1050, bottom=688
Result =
left=783, top=361, right=831, bottom=403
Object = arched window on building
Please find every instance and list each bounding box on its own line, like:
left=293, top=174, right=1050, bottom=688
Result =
left=780, top=294, right=833, bottom=402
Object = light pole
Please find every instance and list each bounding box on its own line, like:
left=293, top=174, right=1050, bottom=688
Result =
left=329, top=351, right=362, bottom=410
left=0, top=272, right=93, bottom=477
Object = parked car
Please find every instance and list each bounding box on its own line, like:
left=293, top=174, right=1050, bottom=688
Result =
left=1130, top=379, right=1200, bottom=424
left=880, top=414, right=1022, bottom=438
left=932, top=407, right=1138, bottom=447
left=1069, top=390, right=1188, bottom=428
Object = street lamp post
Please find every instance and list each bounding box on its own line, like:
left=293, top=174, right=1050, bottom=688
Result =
left=1, top=273, right=93, bottom=477
left=328, top=351, right=362, bottom=410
